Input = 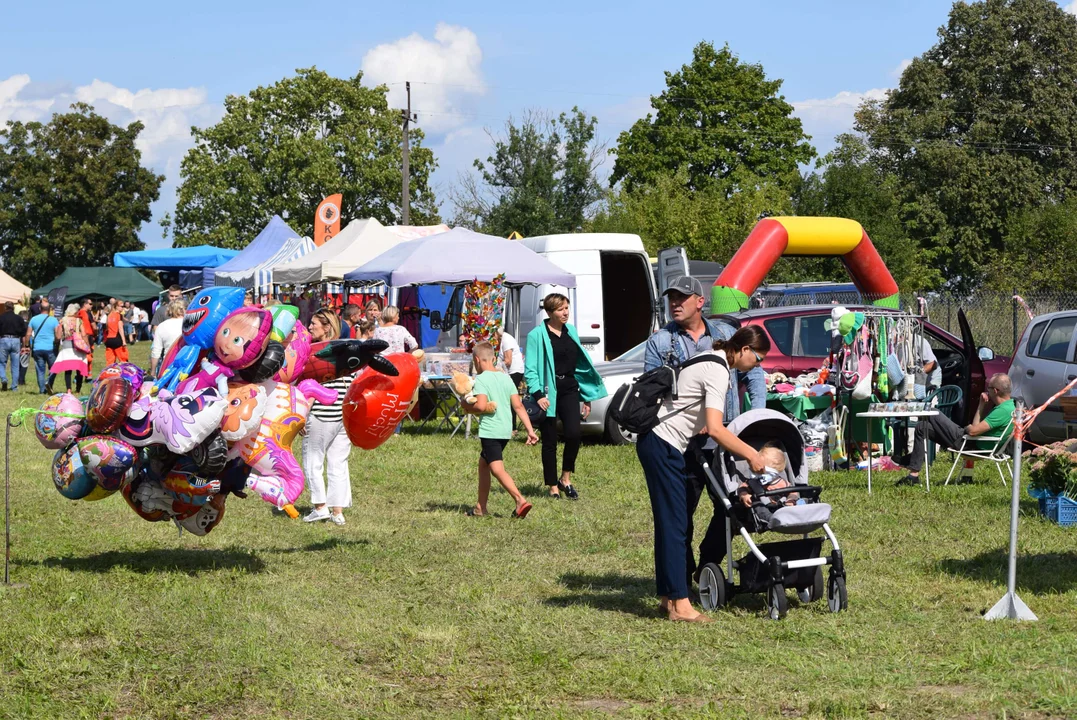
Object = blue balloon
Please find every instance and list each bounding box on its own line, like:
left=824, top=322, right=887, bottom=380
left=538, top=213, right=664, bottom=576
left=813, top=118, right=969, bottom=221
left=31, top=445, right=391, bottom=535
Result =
left=157, top=287, right=246, bottom=392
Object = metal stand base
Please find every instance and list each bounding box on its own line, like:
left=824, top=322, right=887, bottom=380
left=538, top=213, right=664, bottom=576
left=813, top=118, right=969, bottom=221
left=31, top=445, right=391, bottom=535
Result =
left=984, top=591, right=1038, bottom=621
left=4, top=413, right=25, bottom=589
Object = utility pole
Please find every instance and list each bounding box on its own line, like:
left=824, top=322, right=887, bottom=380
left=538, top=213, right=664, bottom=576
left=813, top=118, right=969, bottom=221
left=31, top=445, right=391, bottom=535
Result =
left=401, top=81, right=417, bottom=226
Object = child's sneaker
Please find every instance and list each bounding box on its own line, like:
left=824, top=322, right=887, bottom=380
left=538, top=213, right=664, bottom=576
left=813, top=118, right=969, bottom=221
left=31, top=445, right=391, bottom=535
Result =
left=303, top=507, right=331, bottom=522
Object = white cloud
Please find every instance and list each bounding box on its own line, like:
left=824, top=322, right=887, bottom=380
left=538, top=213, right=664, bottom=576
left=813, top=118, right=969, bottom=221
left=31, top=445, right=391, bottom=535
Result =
left=361, top=23, right=485, bottom=134
left=1065, top=1, right=1077, bottom=15
left=792, top=88, right=889, bottom=153
left=891, top=58, right=912, bottom=79
left=0, top=74, right=223, bottom=249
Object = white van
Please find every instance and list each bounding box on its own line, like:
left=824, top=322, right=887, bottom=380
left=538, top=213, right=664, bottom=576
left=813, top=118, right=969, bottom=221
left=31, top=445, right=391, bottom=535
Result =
left=517, top=233, right=668, bottom=362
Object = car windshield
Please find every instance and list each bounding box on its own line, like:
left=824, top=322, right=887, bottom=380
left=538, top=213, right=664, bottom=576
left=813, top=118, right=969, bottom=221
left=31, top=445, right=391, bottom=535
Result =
left=614, top=340, right=647, bottom=362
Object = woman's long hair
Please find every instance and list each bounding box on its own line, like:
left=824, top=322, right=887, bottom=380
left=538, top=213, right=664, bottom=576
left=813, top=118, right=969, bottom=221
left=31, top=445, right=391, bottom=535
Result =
left=714, top=325, right=771, bottom=357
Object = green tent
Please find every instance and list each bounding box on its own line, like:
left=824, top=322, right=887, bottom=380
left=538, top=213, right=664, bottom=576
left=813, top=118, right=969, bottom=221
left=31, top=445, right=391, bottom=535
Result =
left=33, top=267, right=162, bottom=303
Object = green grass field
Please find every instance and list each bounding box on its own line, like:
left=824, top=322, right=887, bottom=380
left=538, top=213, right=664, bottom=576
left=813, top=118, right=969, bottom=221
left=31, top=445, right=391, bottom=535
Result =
left=0, top=342, right=1075, bottom=719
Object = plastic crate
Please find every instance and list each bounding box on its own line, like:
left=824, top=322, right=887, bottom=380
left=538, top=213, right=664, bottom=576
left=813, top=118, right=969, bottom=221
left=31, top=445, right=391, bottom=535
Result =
left=1037, top=495, right=1077, bottom=527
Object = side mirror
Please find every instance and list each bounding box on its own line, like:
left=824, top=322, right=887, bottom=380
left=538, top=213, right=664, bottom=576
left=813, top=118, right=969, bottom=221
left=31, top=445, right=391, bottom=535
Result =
left=429, top=310, right=442, bottom=329
left=978, top=346, right=995, bottom=361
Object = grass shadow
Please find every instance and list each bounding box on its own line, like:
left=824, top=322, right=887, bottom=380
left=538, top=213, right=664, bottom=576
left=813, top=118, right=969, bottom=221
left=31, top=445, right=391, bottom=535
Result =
left=24, top=547, right=266, bottom=575
left=421, top=501, right=474, bottom=514
left=937, top=549, right=1077, bottom=593
left=269, top=537, right=370, bottom=554
left=544, top=572, right=657, bottom=618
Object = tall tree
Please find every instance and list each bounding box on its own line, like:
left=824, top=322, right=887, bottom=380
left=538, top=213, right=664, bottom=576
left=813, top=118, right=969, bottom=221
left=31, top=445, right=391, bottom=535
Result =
left=450, top=108, right=604, bottom=237
left=610, top=41, right=815, bottom=194
left=793, top=134, right=939, bottom=291
left=0, top=103, right=163, bottom=288
left=856, top=0, right=1077, bottom=291
left=992, top=198, right=1077, bottom=293
left=173, top=68, right=438, bottom=248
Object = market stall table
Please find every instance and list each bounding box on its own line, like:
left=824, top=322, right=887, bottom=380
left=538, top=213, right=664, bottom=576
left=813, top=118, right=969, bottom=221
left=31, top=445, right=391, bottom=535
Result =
left=759, top=392, right=833, bottom=421
left=414, top=375, right=471, bottom=438
left=858, top=409, right=939, bottom=494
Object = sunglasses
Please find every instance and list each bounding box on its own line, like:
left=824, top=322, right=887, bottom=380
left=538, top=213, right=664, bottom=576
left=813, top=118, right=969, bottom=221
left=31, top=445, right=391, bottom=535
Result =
left=751, top=349, right=764, bottom=364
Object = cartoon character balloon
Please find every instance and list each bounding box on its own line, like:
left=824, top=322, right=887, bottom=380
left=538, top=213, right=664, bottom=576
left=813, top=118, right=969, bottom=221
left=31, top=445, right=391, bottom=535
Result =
left=267, top=304, right=299, bottom=343
left=298, top=339, right=398, bottom=383
left=35, top=393, right=84, bottom=450
left=214, top=307, right=274, bottom=370
left=230, top=379, right=336, bottom=517
left=117, top=387, right=226, bottom=455
left=342, top=353, right=421, bottom=450
left=156, top=287, right=246, bottom=392
left=274, top=324, right=311, bottom=384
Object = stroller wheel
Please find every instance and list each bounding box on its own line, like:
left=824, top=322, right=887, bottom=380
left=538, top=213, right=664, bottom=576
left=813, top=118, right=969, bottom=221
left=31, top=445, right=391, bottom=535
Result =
left=697, top=563, right=726, bottom=611
left=799, top=567, right=825, bottom=603
left=827, top=574, right=848, bottom=613
left=766, top=583, right=788, bottom=620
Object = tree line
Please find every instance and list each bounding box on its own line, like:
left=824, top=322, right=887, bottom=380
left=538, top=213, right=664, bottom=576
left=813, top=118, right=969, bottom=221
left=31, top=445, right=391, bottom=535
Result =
left=2, top=0, right=1076, bottom=294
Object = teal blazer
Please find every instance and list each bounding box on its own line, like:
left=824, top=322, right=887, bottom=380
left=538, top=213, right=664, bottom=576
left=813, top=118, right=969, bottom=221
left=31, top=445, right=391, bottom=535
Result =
left=524, top=321, right=608, bottom=416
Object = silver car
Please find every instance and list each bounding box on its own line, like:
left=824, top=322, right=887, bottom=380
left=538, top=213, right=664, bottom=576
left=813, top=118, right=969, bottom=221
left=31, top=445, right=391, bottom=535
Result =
left=582, top=341, right=647, bottom=445
left=1009, top=310, right=1077, bottom=442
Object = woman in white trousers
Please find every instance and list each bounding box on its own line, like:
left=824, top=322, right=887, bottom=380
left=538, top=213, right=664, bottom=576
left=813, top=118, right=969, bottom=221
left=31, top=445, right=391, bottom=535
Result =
left=302, top=308, right=354, bottom=526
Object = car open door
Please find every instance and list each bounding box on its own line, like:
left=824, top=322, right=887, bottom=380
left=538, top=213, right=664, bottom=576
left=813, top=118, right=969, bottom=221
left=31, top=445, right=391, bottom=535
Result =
left=655, top=246, right=690, bottom=325
left=958, top=309, right=987, bottom=424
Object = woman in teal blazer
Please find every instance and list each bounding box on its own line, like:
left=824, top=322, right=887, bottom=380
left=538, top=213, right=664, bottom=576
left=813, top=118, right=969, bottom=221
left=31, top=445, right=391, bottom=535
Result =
left=524, top=293, right=607, bottom=499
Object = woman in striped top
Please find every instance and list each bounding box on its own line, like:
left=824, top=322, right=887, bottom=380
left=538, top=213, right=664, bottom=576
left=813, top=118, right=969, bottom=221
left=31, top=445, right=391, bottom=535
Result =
left=302, top=308, right=354, bottom=526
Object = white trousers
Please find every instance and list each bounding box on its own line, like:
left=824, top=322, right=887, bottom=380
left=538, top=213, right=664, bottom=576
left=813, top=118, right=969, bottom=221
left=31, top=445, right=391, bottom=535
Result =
left=303, top=415, right=352, bottom=508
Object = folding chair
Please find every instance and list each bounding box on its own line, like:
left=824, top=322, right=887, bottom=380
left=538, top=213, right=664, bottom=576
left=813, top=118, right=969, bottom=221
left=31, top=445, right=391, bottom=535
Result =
left=944, top=418, right=1014, bottom=486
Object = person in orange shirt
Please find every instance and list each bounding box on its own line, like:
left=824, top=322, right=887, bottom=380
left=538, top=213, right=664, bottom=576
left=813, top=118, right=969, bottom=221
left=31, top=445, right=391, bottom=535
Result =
left=77, top=298, right=97, bottom=377
left=103, top=301, right=129, bottom=365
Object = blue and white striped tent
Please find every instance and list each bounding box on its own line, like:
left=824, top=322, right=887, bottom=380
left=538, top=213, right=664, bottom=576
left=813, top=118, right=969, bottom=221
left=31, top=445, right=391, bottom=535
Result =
left=214, top=234, right=316, bottom=296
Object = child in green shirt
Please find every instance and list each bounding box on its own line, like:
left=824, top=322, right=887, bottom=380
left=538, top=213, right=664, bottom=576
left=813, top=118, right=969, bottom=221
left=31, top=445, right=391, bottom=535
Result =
left=466, top=342, right=539, bottom=518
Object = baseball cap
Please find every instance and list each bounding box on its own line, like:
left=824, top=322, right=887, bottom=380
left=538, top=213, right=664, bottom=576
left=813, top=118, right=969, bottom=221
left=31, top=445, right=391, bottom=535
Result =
left=662, top=276, right=706, bottom=298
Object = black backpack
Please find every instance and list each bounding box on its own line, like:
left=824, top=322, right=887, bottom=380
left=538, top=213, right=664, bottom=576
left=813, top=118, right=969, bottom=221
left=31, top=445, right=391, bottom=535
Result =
left=609, top=355, right=728, bottom=435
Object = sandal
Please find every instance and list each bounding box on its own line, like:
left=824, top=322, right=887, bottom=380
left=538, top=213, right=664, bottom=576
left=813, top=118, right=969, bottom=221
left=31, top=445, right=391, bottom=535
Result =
left=466, top=508, right=488, bottom=517
left=511, top=502, right=533, bottom=519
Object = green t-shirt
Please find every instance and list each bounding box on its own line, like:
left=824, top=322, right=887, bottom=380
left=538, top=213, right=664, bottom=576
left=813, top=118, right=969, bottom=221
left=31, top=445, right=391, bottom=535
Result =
left=977, top=399, right=1015, bottom=449
left=473, top=370, right=518, bottom=440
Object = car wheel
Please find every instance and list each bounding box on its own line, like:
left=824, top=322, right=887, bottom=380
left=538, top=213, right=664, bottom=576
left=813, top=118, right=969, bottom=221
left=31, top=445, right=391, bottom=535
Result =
left=604, top=412, right=637, bottom=445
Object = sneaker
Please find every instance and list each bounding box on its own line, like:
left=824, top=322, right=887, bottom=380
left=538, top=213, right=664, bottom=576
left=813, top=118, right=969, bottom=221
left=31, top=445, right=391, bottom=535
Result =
left=303, top=507, right=331, bottom=522
left=895, top=474, right=921, bottom=487
left=330, top=513, right=346, bottom=526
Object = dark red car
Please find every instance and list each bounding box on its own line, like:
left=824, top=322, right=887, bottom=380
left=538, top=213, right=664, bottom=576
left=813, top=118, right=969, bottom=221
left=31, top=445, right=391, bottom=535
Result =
left=713, top=305, right=1012, bottom=424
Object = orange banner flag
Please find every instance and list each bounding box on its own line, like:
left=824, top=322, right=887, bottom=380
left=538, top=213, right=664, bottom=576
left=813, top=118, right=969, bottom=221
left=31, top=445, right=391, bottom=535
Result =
left=314, top=193, right=343, bottom=246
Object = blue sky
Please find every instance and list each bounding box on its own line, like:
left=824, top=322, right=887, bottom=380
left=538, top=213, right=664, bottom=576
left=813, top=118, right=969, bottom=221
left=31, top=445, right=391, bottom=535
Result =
left=2, top=0, right=1070, bottom=250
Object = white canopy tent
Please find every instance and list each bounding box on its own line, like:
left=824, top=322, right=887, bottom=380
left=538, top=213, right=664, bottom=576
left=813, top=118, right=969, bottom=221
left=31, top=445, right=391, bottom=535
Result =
left=214, top=235, right=316, bottom=295
left=272, top=218, right=408, bottom=285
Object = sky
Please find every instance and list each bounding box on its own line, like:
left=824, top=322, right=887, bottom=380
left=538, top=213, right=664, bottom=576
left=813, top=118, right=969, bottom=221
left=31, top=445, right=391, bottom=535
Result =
left=2, top=0, right=1075, bottom=251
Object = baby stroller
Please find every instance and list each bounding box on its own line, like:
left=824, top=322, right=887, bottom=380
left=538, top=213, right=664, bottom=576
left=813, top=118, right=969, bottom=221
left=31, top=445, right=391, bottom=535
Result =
left=692, top=409, right=848, bottom=619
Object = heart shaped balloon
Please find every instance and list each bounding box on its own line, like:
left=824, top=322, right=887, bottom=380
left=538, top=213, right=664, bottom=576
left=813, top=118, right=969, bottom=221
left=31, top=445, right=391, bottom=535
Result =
left=342, top=353, right=421, bottom=450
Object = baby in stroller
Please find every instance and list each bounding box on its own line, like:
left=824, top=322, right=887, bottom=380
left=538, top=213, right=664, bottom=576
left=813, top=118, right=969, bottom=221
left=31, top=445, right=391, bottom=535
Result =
left=694, top=409, right=848, bottom=619
left=736, top=442, right=799, bottom=512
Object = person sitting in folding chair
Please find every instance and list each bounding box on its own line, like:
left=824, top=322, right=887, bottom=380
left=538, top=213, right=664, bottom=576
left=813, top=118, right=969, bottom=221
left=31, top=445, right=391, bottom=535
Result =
left=895, top=373, right=1014, bottom=487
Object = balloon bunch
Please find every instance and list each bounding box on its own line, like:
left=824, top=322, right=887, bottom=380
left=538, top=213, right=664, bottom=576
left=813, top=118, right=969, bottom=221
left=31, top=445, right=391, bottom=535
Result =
left=31, top=286, right=422, bottom=537
left=461, top=273, right=506, bottom=353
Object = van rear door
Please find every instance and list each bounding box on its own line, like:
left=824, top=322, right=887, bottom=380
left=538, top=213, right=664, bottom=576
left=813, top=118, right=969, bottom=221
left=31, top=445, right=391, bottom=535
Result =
left=656, top=246, right=690, bottom=325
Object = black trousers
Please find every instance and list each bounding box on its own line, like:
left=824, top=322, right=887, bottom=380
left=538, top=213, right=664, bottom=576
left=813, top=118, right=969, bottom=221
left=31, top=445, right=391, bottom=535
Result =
left=683, top=436, right=727, bottom=582
left=541, top=387, right=581, bottom=486
left=909, top=414, right=965, bottom=472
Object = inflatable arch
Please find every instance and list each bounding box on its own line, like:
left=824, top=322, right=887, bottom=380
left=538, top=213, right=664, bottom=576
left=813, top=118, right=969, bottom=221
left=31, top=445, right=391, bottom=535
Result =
left=710, top=216, right=899, bottom=314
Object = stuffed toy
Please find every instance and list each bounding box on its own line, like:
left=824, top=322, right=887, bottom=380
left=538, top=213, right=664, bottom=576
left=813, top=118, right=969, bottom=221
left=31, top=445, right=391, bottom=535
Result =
left=449, top=371, right=496, bottom=415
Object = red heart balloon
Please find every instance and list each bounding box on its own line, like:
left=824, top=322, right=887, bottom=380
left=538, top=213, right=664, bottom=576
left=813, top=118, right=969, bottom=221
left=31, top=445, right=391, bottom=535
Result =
left=342, top=353, right=420, bottom=450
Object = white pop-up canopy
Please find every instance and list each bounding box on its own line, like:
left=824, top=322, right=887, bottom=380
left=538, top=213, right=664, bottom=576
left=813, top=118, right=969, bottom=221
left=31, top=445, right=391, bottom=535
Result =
left=273, top=217, right=411, bottom=285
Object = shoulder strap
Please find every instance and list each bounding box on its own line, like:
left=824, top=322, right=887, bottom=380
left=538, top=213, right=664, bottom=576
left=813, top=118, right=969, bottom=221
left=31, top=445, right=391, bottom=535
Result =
left=678, top=354, right=728, bottom=372
left=30, top=315, right=46, bottom=339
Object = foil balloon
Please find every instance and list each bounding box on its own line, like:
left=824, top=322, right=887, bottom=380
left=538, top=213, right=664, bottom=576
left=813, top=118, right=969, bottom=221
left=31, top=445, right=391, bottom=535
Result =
left=239, top=340, right=284, bottom=383
left=189, top=430, right=228, bottom=477
left=342, top=353, right=421, bottom=450
left=52, top=444, right=97, bottom=500
left=176, top=493, right=227, bottom=536
left=117, top=388, right=226, bottom=454
left=268, top=304, right=299, bottom=343
left=274, top=324, right=311, bottom=384
left=35, top=393, right=84, bottom=450
left=86, top=377, right=134, bottom=434
left=220, top=383, right=267, bottom=442
left=298, top=339, right=398, bottom=383
left=160, top=456, right=221, bottom=501
left=94, top=363, right=145, bottom=396
left=229, top=379, right=336, bottom=518
left=77, top=435, right=137, bottom=491
left=215, top=307, right=273, bottom=370
left=157, top=287, right=246, bottom=392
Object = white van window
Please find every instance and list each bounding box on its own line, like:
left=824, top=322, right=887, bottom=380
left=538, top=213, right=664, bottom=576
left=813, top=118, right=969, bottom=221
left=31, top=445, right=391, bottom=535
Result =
left=1032, top=316, right=1077, bottom=361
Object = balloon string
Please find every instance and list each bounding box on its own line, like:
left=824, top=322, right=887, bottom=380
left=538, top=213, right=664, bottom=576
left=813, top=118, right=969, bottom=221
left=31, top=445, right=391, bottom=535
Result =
left=9, top=407, right=87, bottom=429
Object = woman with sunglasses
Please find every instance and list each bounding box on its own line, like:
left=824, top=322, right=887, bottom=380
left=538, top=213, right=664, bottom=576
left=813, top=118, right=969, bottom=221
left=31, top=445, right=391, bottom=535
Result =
left=635, top=325, right=770, bottom=623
